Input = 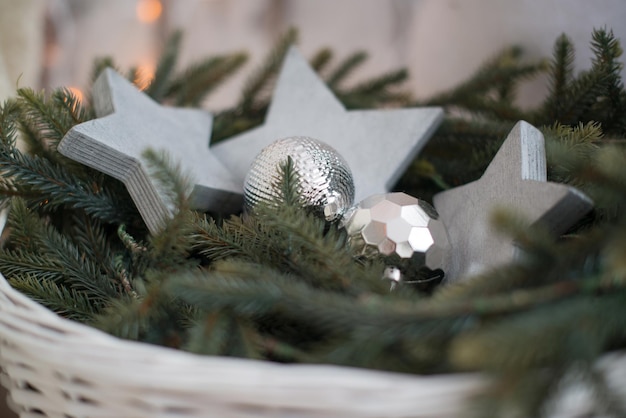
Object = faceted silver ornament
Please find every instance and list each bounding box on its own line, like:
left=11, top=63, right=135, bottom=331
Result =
left=383, top=266, right=402, bottom=291
left=243, top=136, right=355, bottom=221
left=343, top=192, right=449, bottom=271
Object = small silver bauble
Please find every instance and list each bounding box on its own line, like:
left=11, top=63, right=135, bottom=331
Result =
left=244, top=136, right=355, bottom=221
left=342, top=192, right=449, bottom=271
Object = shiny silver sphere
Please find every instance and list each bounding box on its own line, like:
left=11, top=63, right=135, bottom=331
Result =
left=244, top=136, right=355, bottom=221
left=343, top=192, right=449, bottom=270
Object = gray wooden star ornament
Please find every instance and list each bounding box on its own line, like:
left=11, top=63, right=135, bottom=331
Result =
left=212, top=47, right=444, bottom=203
left=58, top=68, right=242, bottom=234
left=433, top=121, right=593, bottom=282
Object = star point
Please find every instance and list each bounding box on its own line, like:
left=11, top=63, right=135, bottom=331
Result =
left=433, top=121, right=594, bottom=282
left=212, top=47, right=444, bottom=203
left=59, top=68, right=242, bottom=234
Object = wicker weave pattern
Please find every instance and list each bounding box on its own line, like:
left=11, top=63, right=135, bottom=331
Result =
left=2, top=271, right=626, bottom=418
left=1, top=271, right=626, bottom=417
left=0, top=272, right=493, bottom=418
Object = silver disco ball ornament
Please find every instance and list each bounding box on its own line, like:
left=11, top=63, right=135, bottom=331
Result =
left=244, top=136, right=355, bottom=221
left=343, top=192, right=449, bottom=270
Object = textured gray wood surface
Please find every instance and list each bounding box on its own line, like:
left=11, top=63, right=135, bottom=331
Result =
left=212, top=47, right=444, bottom=204
left=433, top=121, right=593, bottom=282
left=58, top=69, right=242, bottom=234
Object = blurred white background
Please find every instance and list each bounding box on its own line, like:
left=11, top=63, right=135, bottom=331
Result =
left=1, top=0, right=626, bottom=107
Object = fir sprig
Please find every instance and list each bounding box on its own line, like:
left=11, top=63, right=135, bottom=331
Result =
left=1, top=26, right=626, bottom=417
left=167, top=53, right=248, bottom=106
left=423, top=46, right=547, bottom=117
left=190, top=214, right=277, bottom=264
left=542, top=34, right=577, bottom=123
left=8, top=274, right=98, bottom=322
left=309, top=47, right=333, bottom=73
left=588, top=28, right=626, bottom=133
left=240, top=28, right=298, bottom=112
left=3, top=198, right=118, bottom=304
left=326, top=50, right=368, bottom=89
left=146, top=30, right=183, bottom=101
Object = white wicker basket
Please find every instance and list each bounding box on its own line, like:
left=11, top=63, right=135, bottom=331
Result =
left=2, top=276, right=626, bottom=418
left=0, top=270, right=489, bottom=418
left=0, top=202, right=624, bottom=417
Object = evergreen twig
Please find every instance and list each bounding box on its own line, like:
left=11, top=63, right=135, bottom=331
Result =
left=146, top=30, right=183, bottom=101
left=326, top=51, right=368, bottom=89
left=239, top=27, right=298, bottom=111
left=1, top=26, right=626, bottom=416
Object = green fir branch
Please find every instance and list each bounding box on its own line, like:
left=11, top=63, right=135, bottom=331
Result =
left=118, top=223, right=148, bottom=255
left=90, top=56, right=117, bottom=84
left=450, top=294, right=626, bottom=372
left=184, top=311, right=263, bottom=359
left=69, top=213, right=121, bottom=285
left=0, top=147, right=139, bottom=225
left=211, top=27, right=301, bottom=143
left=52, top=88, right=93, bottom=126
left=6, top=199, right=118, bottom=303
left=543, top=121, right=602, bottom=187
left=588, top=28, right=626, bottom=133
left=2, top=26, right=626, bottom=417
left=542, top=34, right=576, bottom=122
left=273, top=156, right=303, bottom=207
left=239, top=27, right=298, bottom=111
left=0, top=249, right=65, bottom=283
left=167, top=52, right=248, bottom=106
left=146, top=30, right=183, bottom=101
left=17, top=88, right=70, bottom=153
left=8, top=274, right=98, bottom=322
left=540, top=69, right=610, bottom=126
left=309, top=48, right=333, bottom=73
left=255, top=202, right=384, bottom=293
left=326, top=51, right=368, bottom=89
left=424, top=46, right=547, bottom=111
left=190, top=214, right=278, bottom=264
left=142, top=149, right=196, bottom=271
left=337, top=68, right=411, bottom=109
left=0, top=100, right=20, bottom=148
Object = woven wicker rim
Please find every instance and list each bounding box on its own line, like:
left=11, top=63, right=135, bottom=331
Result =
left=0, top=206, right=624, bottom=417
left=0, top=269, right=490, bottom=417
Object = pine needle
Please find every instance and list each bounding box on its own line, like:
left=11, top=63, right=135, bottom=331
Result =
left=168, top=52, right=248, bottom=106
left=8, top=274, right=98, bottom=321
left=146, top=30, right=183, bottom=101
left=326, top=51, right=368, bottom=89
left=309, top=48, right=333, bottom=73
left=239, top=27, right=298, bottom=111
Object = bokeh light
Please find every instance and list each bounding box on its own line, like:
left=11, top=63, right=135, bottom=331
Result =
left=136, top=0, right=162, bottom=23
left=134, top=63, right=155, bottom=90
left=67, top=86, right=84, bottom=103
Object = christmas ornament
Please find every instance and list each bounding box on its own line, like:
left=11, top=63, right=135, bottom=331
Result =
left=382, top=266, right=402, bottom=291
left=381, top=265, right=445, bottom=291
left=433, top=121, right=594, bottom=282
left=244, top=136, right=354, bottom=221
left=58, top=68, right=242, bottom=234
left=212, top=47, right=444, bottom=203
left=343, top=192, right=449, bottom=271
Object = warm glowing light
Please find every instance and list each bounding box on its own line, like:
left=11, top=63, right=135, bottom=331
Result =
left=136, top=0, right=162, bottom=23
left=135, top=63, right=155, bottom=91
left=68, top=87, right=84, bottom=103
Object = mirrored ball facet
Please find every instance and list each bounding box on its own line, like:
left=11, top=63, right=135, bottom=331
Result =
left=343, top=192, right=449, bottom=270
left=243, top=136, right=355, bottom=221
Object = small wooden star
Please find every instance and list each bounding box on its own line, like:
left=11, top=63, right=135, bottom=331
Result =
left=59, top=68, right=242, bottom=234
left=433, top=121, right=593, bottom=282
left=212, top=47, right=444, bottom=203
